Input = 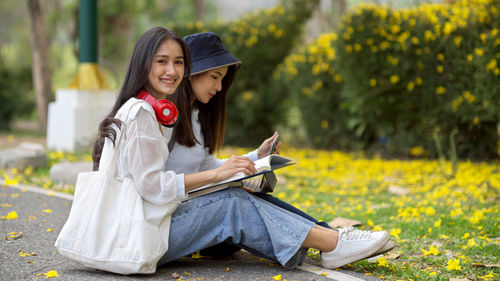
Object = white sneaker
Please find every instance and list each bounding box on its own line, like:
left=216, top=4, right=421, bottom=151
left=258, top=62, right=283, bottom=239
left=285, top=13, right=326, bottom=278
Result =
left=321, top=227, right=389, bottom=269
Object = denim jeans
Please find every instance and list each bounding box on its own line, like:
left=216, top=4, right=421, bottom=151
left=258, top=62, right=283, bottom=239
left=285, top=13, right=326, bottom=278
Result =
left=255, top=193, right=332, bottom=229
left=157, top=188, right=315, bottom=268
left=198, top=192, right=332, bottom=258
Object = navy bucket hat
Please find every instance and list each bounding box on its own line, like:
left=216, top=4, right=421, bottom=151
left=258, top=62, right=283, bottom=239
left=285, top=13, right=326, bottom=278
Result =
left=184, top=32, right=241, bottom=75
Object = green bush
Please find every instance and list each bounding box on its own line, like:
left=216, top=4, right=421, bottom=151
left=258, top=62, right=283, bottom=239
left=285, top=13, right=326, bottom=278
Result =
left=272, top=34, right=360, bottom=149
left=169, top=0, right=320, bottom=146
left=334, top=0, right=500, bottom=159
left=0, top=65, right=34, bottom=130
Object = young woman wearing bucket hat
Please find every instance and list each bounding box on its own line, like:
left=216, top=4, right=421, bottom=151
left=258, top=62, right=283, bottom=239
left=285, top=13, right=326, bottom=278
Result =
left=159, top=31, right=394, bottom=270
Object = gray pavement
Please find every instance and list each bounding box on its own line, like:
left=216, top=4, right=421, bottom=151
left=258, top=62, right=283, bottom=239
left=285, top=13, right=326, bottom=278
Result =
left=0, top=184, right=377, bottom=281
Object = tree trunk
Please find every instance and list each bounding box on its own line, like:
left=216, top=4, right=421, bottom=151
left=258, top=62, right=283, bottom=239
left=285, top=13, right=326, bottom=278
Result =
left=27, top=0, right=53, bottom=133
left=193, top=0, right=204, bottom=22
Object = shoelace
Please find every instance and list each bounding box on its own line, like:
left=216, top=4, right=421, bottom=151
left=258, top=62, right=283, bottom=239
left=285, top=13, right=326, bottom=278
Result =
left=340, top=226, right=373, bottom=241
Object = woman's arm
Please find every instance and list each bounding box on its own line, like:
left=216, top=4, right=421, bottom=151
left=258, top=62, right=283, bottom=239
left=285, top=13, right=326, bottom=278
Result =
left=184, top=155, right=257, bottom=192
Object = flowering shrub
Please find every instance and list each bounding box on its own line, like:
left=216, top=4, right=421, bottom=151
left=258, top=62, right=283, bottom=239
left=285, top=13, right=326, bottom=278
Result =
left=335, top=0, right=500, bottom=159
left=169, top=0, right=320, bottom=146
left=273, top=34, right=355, bottom=149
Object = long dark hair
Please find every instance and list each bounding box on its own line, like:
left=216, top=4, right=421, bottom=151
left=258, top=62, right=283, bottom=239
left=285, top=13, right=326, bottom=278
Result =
left=173, top=64, right=238, bottom=154
left=92, top=26, right=191, bottom=170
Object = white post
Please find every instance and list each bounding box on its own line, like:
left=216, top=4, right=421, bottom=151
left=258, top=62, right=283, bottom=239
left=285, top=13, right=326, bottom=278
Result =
left=46, top=89, right=116, bottom=151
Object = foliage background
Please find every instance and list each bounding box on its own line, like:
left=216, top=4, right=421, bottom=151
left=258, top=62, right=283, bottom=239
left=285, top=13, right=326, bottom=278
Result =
left=0, top=0, right=498, bottom=159
left=272, top=0, right=500, bottom=159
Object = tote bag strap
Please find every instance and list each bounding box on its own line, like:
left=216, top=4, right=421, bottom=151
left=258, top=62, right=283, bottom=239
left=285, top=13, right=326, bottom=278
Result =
left=98, top=98, right=144, bottom=175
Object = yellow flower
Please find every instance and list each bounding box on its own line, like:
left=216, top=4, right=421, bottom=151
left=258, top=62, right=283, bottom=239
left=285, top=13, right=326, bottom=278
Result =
left=486, top=59, right=497, bottom=72
left=421, top=245, right=440, bottom=256
left=321, top=120, right=329, bottom=129
left=467, top=238, right=478, bottom=247
left=462, top=232, right=470, bottom=239
left=463, top=91, right=476, bottom=103
left=6, top=211, right=18, bottom=220
left=390, top=75, right=400, bottom=84
left=407, top=81, right=415, bottom=91
left=434, top=219, right=441, bottom=227
left=37, top=270, right=59, bottom=278
left=475, top=48, right=484, bottom=56
left=377, top=257, right=389, bottom=267
left=467, top=54, right=473, bottom=62
left=454, top=36, right=463, bottom=47
left=437, top=65, right=444, bottom=73
left=473, top=116, right=480, bottom=125
left=435, top=86, right=446, bottom=95
left=415, top=77, right=422, bottom=85
left=370, top=79, right=377, bottom=87
left=425, top=206, right=436, bottom=216
left=446, top=259, right=461, bottom=271
left=3, top=173, right=19, bottom=186
left=390, top=228, right=401, bottom=239
left=479, top=271, right=495, bottom=280
left=409, top=146, right=424, bottom=156
left=242, top=91, right=253, bottom=101
left=437, top=53, right=444, bottom=61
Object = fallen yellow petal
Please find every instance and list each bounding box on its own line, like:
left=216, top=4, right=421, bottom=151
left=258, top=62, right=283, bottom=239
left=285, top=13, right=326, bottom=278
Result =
left=272, top=274, right=282, bottom=280
left=47, top=229, right=54, bottom=232
left=19, top=250, right=37, bottom=257
left=7, top=211, right=18, bottom=220
left=7, top=231, right=23, bottom=240
left=43, top=209, right=52, bottom=213
left=38, top=270, right=59, bottom=278
left=45, top=270, right=59, bottom=278
left=224, top=267, right=230, bottom=272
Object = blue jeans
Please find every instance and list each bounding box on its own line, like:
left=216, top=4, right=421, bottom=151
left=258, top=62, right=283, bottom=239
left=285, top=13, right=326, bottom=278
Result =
left=198, top=193, right=332, bottom=258
left=157, top=188, right=315, bottom=268
left=255, top=193, right=332, bottom=229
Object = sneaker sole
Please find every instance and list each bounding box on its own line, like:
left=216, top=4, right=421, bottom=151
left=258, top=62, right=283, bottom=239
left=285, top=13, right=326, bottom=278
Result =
left=321, top=232, right=390, bottom=269
left=368, top=240, right=395, bottom=258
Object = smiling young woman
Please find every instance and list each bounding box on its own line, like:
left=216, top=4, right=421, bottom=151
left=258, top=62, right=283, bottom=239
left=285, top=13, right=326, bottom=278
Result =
left=146, top=39, right=186, bottom=100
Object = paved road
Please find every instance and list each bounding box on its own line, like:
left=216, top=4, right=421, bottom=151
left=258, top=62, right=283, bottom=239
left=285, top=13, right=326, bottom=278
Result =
left=0, top=184, right=377, bottom=281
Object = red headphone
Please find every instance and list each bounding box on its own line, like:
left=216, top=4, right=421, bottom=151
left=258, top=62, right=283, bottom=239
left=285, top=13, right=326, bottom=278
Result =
left=137, top=90, right=178, bottom=127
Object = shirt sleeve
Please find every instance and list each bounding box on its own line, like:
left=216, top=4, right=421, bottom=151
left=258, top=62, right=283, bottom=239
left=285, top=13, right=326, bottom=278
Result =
left=124, top=107, right=187, bottom=204
left=243, top=149, right=259, bottom=161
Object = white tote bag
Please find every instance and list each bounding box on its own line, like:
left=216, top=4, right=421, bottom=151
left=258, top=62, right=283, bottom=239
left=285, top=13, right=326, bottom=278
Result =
left=55, top=99, right=178, bottom=274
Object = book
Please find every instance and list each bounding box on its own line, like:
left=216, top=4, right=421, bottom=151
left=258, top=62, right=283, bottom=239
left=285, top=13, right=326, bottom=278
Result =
left=185, top=154, right=294, bottom=200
